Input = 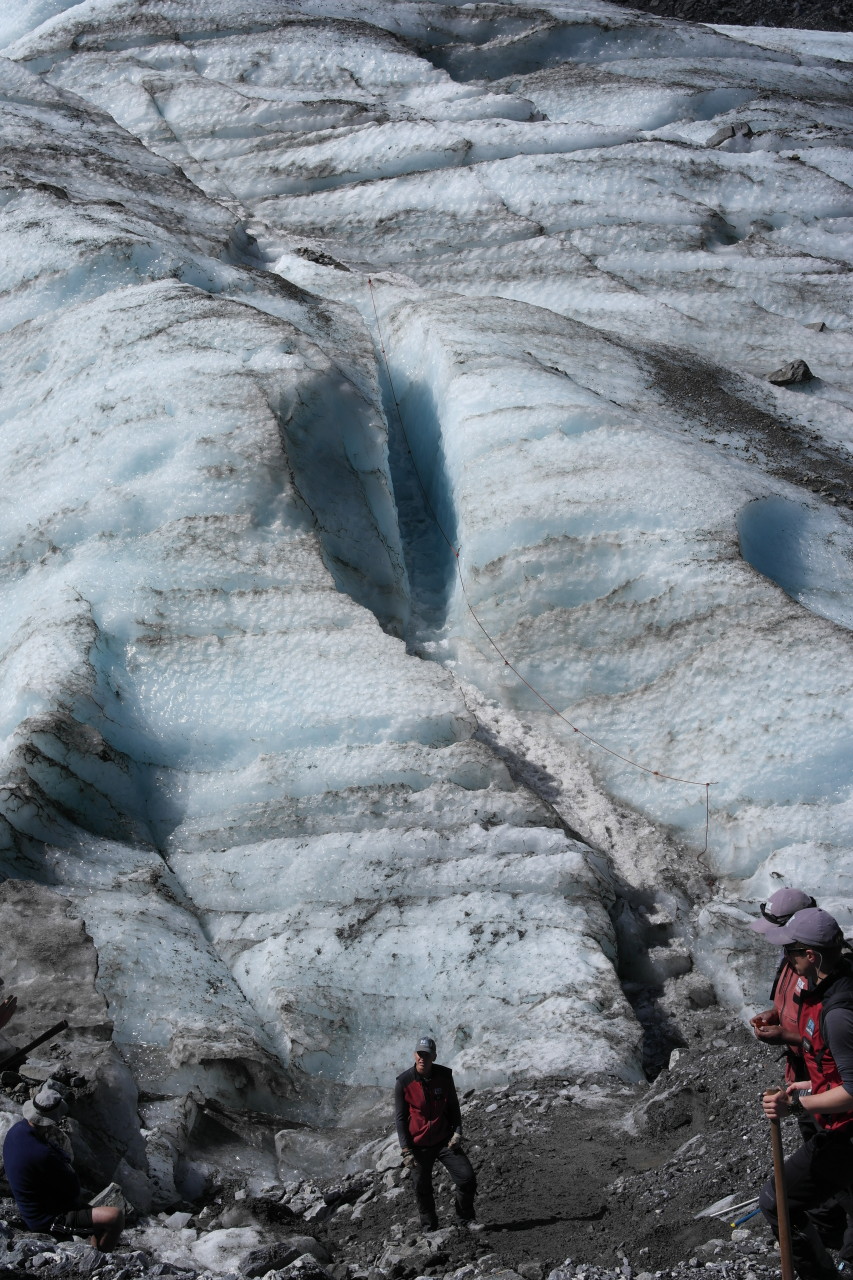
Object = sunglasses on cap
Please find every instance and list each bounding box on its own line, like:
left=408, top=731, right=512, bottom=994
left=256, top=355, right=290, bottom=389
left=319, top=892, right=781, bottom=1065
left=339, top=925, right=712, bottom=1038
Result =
left=760, top=897, right=816, bottom=926
left=760, top=904, right=791, bottom=925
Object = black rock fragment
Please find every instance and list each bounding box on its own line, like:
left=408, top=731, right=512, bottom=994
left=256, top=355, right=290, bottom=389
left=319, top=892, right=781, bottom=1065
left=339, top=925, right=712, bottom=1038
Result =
left=706, top=123, right=753, bottom=147
left=767, top=359, right=814, bottom=386
left=240, top=1244, right=307, bottom=1277
left=241, top=1237, right=331, bottom=1279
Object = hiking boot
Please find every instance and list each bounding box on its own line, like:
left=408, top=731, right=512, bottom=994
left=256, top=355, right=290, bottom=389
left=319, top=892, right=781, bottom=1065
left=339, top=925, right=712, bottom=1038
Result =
left=420, top=1214, right=438, bottom=1231
left=836, top=1264, right=853, bottom=1280
left=795, top=1264, right=842, bottom=1280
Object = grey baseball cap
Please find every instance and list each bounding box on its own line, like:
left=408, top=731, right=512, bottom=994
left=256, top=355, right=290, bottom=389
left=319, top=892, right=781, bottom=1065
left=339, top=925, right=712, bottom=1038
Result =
left=415, top=1036, right=436, bottom=1057
left=751, top=888, right=817, bottom=936
left=755, top=907, right=843, bottom=950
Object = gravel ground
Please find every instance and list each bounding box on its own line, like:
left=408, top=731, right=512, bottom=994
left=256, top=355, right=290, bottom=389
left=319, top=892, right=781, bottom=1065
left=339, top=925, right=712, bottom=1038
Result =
left=321, top=1010, right=795, bottom=1277
left=0, top=1009, right=811, bottom=1280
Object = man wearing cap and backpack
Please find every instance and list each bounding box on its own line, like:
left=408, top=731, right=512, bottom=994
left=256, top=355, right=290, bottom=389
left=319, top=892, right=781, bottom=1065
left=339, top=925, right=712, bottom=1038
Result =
left=750, top=888, right=817, bottom=1089
left=3, top=1085, right=124, bottom=1251
left=756, top=907, right=853, bottom=1280
left=395, top=1035, right=478, bottom=1232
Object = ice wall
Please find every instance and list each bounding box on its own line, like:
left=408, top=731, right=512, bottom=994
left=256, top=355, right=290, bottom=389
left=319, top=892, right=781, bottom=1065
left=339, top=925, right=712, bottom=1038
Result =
left=0, top=52, right=641, bottom=1117
left=0, top=0, right=852, bottom=1122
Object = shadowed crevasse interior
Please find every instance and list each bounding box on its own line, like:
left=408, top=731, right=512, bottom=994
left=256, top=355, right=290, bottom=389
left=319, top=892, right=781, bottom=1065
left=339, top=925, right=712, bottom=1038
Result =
left=738, top=495, right=853, bottom=633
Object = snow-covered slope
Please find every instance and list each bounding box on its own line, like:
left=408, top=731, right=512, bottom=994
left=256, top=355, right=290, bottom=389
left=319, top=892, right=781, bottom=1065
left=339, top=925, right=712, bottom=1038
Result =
left=0, top=0, right=852, bottom=1175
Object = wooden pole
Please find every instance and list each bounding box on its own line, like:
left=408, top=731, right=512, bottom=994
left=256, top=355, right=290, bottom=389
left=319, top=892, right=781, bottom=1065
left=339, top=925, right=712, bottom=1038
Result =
left=765, top=1087, right=796, bottom=1280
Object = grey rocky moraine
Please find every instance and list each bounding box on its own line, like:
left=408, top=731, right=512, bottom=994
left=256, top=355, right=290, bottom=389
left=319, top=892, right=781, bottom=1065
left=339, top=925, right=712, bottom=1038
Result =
left=607, top=0, right=852, bottom=29
left=0, top=1011, right=801, bottom=1280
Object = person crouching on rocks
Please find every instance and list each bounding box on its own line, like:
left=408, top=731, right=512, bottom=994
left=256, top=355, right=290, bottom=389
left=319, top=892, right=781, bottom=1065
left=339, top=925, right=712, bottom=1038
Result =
left=3, top=1085, right=124, bottom=1252
left=395, top=1035, right=479, bottom=1232
left=757, top=909, right=853, bottom=1280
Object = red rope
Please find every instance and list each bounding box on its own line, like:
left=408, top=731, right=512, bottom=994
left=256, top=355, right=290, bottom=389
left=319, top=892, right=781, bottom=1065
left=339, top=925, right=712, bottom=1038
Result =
left=367, top=278, right=715, bottom=856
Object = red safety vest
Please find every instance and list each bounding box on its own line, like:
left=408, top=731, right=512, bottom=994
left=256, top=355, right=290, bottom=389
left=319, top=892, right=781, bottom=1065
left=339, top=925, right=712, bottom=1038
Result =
left=772, top=959, right=808, bottom=1082
left=798, top=965, right=853, bottom=1133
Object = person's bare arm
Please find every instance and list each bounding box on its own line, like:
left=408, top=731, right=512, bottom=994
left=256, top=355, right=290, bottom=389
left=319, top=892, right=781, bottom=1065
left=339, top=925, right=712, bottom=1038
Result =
left=763, top=1082, right=853, bottom=1119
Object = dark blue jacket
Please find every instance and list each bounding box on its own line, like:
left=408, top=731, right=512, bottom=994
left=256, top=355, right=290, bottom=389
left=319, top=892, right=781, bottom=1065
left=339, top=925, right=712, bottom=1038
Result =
left=3, top=1120, right=81, bottom=1230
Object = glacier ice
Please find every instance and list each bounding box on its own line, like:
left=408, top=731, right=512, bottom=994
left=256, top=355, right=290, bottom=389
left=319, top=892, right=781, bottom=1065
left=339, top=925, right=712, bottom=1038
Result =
left=0, top=0, right=851, bottom=1155
left=0, top=43, right=640, bottom=1118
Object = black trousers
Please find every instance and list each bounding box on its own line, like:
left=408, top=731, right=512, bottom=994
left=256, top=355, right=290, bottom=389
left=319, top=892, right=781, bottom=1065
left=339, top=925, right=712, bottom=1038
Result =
left=760, top=1128, right=853, bottom=1279
left=411, top=1144, right=477, bottom=1223
left=798, top=1113, right=853, bottom=1260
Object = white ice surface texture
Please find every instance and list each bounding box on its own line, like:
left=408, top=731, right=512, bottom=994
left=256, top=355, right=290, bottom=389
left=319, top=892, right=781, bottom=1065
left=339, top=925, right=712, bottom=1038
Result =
left=382, top=294, right=853, bottom=876
left=175, top=823, right=640, bottom=1087
left=0, top=52, right=640, bottom=1103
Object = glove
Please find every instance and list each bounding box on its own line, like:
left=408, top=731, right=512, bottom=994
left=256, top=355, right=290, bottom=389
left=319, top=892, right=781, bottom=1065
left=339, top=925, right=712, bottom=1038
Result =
left=401, top=1148, right=416, bottom=1169
left=448, top=1132, right=462, bottom=1150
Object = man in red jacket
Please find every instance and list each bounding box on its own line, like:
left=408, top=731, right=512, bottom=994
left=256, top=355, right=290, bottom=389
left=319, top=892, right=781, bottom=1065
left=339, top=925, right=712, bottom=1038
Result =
left=395, top=1035, right=478, bottom=1232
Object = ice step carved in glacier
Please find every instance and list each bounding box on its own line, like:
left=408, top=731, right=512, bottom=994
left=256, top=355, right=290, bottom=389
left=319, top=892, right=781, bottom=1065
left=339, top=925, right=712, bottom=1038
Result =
left=175, top=822, right=639, bottom=1088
